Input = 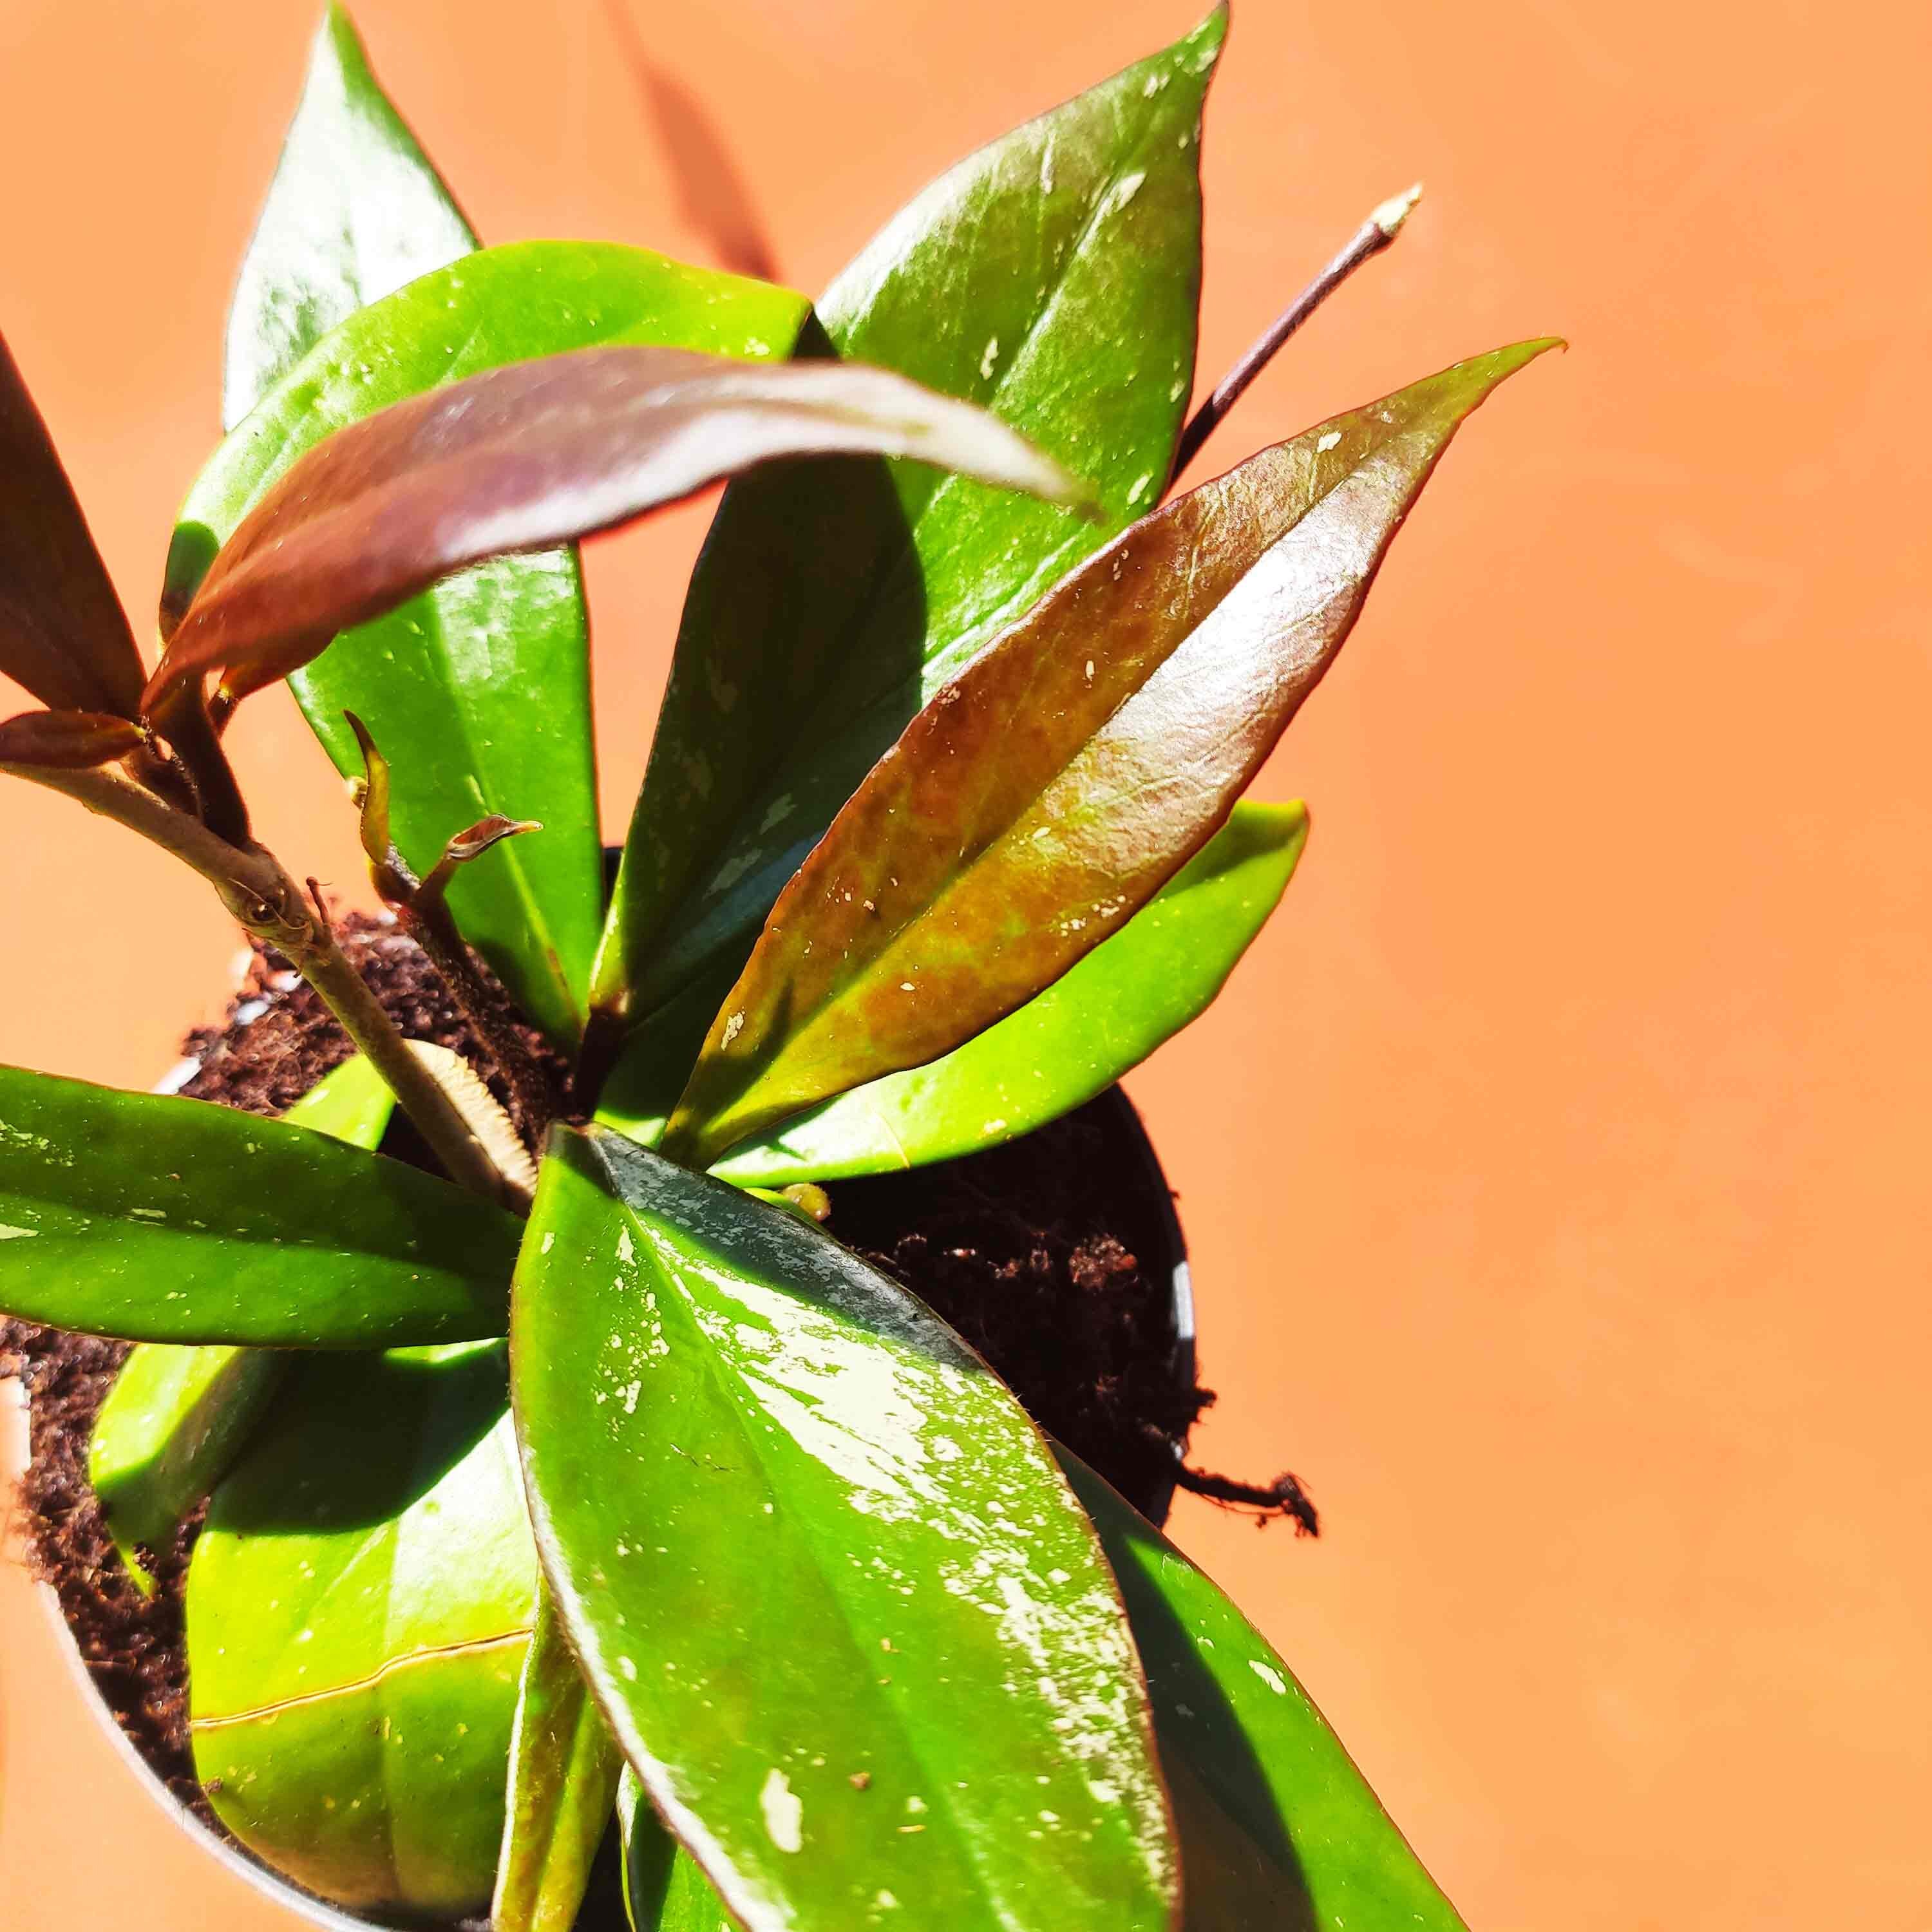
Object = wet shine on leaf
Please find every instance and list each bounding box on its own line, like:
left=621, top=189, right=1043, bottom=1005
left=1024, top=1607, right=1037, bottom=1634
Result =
left=0, top=1062, right=519, bottom=1346
left=1062, top=1455, right=1471, bottom=1932
left=667, top=343, right=1558, bottom=1163
left=591, top=6, right=1226, bottom=1037
left=512, top=1127, right=1176, bottom=1932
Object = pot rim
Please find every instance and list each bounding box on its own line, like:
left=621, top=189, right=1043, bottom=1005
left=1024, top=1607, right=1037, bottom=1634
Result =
left=8, top=1077, right=1193, bottom=1931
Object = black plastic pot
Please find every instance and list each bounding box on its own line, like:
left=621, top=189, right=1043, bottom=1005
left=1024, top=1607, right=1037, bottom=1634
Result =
left=9, top=1070, right=1191, bottom=1931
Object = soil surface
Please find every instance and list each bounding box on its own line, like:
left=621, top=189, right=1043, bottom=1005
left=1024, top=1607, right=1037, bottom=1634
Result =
left=3, top=914, right=1303, bottom=1926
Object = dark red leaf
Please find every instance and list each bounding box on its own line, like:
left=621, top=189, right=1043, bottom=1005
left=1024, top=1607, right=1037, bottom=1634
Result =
left=0, top=333, right=146, bottom=717
left=143, top=346, right=1088, bottom=715
left=0, top=708, right=146, bottom=771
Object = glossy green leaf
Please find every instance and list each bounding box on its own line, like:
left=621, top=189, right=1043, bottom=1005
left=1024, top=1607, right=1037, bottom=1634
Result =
left=665, top=343, right=1557, bottom=1164
left=278, top=1046, right=400, bottom=1151
left=1061, top=1454, right=1470, bottom=1932
left=151, top=348, right=1088, bottom=711
left=90, top=1346, right=285, bottom=1595
left=618, top=1767, right=727, bottom=1932
left=186, top=1343, right=537, bottom=1917
left=171, top=242, right=813, bottom=1046
left=695, top=802, right=1308, bottom=1184
left=495, top=1584, right=625, bottom=1932
left=87, top=1056, right=399, bottom=1586
left=223, top=2, right=476, bottom=431
left=591, top=7, right=1225, bottom=1036
left=0, top=1061, right=519, bottom=1345
left=0, top=330, right=145, bottom=716
left=512, top=1127, right=1176, bottom=1932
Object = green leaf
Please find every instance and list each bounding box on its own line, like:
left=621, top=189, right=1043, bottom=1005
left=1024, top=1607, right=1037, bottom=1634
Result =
left=493, top=1584, right=624, bottom=1932
left=665, top=344, right=1558, bottom=1164
left=223, top=2, right=477, bottom=431
left=186, top=1343, right=537, bottom=1917
left=695, top=802, right=1308, bottom=1183
left=88, top=1056, right=399, bottom=1586
left=90, top=1346, right=285, bottom=1595
left=591, top=6, right=1225, bottom=1036
left=0, top=330, right=146, bottom=716
left=0, top=1061, right=519, bottom=1345
left=1060, top=1454, right=1471, bottom=1932
left=278, top=1046, right=400, bottom=1150
left=171, top=242, right=813, bottom=1046
left=618, top=1768, right=727, bottom=1932
left=512, top=1127, right=1177, bottom=1932
left=151, top=349, right=1089, bottom=711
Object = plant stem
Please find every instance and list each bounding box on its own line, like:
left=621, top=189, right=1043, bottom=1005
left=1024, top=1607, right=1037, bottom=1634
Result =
left=400, top=894, right=561, bottom=1142
left=1170, top=183, right=1423, bottom=484
left=8, top=762, right=520, bottom=1208
left=156, top=687, right=252, bottom=846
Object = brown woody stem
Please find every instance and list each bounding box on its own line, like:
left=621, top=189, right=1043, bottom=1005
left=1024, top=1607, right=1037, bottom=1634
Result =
left=6, top=762, right=520, bottom=1208
left=1171, top=184, right=1423, bottom=484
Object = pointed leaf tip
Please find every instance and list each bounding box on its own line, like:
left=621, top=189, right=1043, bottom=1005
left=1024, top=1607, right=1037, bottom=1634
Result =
left=665, top=340, right=1559, bottom=1163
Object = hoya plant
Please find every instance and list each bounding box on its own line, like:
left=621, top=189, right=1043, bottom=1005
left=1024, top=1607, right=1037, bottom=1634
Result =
left=0, top=6, right=1553, bottom=1929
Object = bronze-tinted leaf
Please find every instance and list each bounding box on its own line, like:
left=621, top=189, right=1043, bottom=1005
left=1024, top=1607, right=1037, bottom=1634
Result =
left=664, top=342, right=1558, bottom=1164
left=0, top=709, right=145, bottom=770
left=144, top=347, right=1088, bottom=714
left=0, top=332, right=146, bottom=717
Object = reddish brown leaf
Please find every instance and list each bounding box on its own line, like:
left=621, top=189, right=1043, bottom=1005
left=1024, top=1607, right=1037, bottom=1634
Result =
left=663, top=341, right=1559, bottom=1164
left=142, top=346, right=1088, bottom=715
left=0, top=333, right=146, bottom=717
left=0, top=708, right=146, bottom=770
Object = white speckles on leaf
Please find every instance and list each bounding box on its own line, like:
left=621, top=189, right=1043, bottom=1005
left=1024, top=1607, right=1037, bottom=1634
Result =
left=1249, top=1658, right=1289, bottom=1695
left=759, top=1767, right=803, bottom=1852
left=980, top=336, right=1000, bottom=381
left=1316, top=430, right=1342, bottom=454
left=1096, top=171, right=1148, bottom=222
left=0, top=1223, right=39, bottom=1240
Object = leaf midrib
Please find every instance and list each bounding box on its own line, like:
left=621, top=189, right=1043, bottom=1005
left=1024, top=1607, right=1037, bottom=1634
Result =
left=636, top=1215, right=1021, bottom=1927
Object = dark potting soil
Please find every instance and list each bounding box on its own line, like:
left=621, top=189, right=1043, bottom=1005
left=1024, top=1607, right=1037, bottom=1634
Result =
left=3, top=914, right=1311, bottom=1923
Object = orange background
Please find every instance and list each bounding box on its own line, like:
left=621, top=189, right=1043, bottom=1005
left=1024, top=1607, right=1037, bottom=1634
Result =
left=3, top=1, right=1929, bottom=1927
